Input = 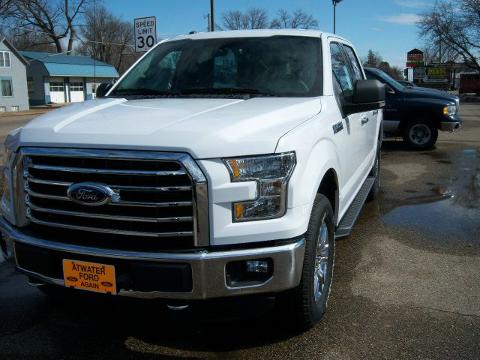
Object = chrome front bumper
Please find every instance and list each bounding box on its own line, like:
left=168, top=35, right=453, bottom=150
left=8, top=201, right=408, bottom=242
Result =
left=0, top=217, right=305, bottom=299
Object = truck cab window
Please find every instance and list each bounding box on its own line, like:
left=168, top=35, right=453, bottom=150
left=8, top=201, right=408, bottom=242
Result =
left=330, top=42, right=354, bottom=97
left=342, top=45, right=363, bottom=81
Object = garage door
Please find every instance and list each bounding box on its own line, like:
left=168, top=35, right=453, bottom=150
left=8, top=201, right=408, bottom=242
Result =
left=49, top=82, right=65, bottom=103
left=70, top=81, right=85, bottom=102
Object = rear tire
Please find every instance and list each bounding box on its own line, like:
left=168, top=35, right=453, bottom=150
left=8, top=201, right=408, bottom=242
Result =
left=403, top=120, right=438, bottom=150
left=276, top=194, right=335, bottom=330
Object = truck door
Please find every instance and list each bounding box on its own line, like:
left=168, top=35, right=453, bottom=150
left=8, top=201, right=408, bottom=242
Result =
left=341, top=44, right=378, bottom=163
left=329, top=42, right=368, bottom=207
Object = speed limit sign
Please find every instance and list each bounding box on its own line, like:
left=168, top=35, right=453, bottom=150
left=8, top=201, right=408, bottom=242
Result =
left=134, top=16, right=157, bottom=53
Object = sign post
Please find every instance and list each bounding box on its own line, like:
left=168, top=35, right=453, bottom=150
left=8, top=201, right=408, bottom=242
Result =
left=134, top=17, right=157, bottom=53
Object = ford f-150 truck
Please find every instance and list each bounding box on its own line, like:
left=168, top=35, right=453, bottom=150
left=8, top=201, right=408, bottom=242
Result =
left=0, top=30, right=384, bottom=329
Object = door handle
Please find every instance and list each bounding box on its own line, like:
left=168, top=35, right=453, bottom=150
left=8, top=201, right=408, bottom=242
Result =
left=361, top=116, right=369, bottom=125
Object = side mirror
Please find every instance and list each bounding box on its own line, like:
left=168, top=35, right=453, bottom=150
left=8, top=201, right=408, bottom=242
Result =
left=343, top=79, right=386, bottom=116
left=96, top=83, right=113, bottom=98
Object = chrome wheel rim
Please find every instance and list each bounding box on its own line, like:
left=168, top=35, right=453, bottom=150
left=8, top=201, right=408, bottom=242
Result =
left=314, top=217, right=330, bottom=302
left=409, top=124, right=431, bottom=146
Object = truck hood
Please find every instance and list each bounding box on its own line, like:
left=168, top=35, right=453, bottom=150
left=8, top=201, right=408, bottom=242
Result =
left=404, top=87, right=458, bottom=104
left=19, top=97, right=321, bottom=158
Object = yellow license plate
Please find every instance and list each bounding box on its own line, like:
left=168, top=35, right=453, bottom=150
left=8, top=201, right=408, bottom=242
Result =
left=63, top=259, right=117, bottom=294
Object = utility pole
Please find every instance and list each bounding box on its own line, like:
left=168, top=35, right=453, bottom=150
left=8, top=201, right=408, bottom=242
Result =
left=210, top=0, right=215, bottom=32
left=332, top=0, right=343, bottom=34
left=204, top=14, right=211, bottom=31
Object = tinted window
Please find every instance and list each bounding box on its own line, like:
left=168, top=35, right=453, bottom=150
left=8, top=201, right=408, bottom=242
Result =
left=1, top=79, right=13, bottom=96
left=330, top=42, right=354, bottom=96
left=342, top=45, right=363, bottom=81
left=70, top=82, right=84, bottom=91
left=49, top=82, right=64, bottom=92
left=366, top=69, right=404, bottom=91
left=0, top=52, right=10, bottom=68
left=113, top=36, right=323, bottom=97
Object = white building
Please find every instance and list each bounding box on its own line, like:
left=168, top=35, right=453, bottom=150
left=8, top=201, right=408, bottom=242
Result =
left=20, top=51, right=119, bottom=106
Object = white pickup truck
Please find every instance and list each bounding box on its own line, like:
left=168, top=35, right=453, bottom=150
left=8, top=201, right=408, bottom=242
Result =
left=0, top=30, right=384, bottom=328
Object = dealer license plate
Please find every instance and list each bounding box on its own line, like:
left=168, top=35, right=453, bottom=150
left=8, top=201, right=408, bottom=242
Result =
left=63, top=259, right=117, bottom=294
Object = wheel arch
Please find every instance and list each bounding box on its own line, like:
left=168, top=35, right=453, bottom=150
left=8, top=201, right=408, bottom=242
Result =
left=317, top=168, right=339, bottom=224
left=399, top=110, right=437, bottom=129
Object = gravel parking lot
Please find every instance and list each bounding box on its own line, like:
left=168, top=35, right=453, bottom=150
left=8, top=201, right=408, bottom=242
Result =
left=0, top=104, right=479, bottom=359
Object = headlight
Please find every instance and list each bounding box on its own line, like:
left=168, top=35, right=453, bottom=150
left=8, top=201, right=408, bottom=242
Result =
left=443, top=105, right=456, bottom=116
left=1, top=145, right=15, bottom=224
left=224, top=152, right=296, bottom=222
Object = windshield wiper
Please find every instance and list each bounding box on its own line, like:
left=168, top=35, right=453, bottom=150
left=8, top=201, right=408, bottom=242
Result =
left=179, top=87, right=274, bottom=97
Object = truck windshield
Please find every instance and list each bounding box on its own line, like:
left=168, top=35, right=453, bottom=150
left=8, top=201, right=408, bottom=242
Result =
left=111, top=36, right=322, bottom=98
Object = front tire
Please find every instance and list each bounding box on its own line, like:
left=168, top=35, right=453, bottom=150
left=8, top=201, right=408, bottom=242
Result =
left=403, top=120, right=438, bottom=150
left=367, top=145, right=381, bottom=202
left=276, top=194, right=335, bottom=330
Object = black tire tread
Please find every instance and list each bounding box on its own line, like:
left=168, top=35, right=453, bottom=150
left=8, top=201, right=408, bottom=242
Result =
left=277, top=193, right=335, bottom=330
left=402, top=120, right=438, bottom=150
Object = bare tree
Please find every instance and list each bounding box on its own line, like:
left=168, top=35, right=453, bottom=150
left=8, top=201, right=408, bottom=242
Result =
left=244, top=8, right=269, bottom=29
left=78, top=4, right=137, bottom=74
left=270, top=9, right=290, bottom=29
left=271, top=9, right=318, bottom=29
left=221, top=10, right=243, bottom=30
left=418, top=0, right=480, bottom=70
left=4, top=27, right=57, bottom=52
left=3, top=0, right=89, bottom=54
left=422, top=42, right=459, bottom=65
left=221, top=8, right=269, bottom=30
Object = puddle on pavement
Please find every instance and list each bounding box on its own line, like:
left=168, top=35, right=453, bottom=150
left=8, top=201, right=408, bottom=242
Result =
left=380, top=148, right=480, bottom=251
left=382, top=197, right=479, bottom=246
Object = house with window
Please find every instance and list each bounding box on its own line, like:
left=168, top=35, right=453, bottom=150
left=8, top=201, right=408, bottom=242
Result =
left=0, top=38, right=29, bottom=112
left=20, top=51, right=119, bottom=106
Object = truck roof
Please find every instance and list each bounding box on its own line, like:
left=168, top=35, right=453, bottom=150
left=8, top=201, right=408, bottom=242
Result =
left=172, top=29, right=347, bottom=42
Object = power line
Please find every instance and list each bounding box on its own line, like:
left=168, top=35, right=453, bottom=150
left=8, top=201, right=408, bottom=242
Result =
left=11, top=26, right=137, bottom=48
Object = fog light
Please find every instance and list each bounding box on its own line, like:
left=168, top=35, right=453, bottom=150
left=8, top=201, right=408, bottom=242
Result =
left=226, top=258, right=274, bottom=287
left=246, top=260, right=269, bottom=273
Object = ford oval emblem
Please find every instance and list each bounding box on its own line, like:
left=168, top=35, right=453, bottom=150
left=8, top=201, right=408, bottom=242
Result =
left=67, top=182, right=115, bottom=206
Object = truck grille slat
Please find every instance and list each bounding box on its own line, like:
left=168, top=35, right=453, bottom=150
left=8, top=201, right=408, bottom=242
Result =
left=26, top=189, right=193, bottom=208
left=27, top=176, right=193, bottom=192
left=27, top=202, right=193, bottom=223
left=20, top=148, right=205, bottom=251
left=28, top=164, right=187, bottom=176
left=27, top=214, right=194, bottom=238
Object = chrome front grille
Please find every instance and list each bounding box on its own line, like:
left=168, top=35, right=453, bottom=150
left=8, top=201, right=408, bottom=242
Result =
left=16, top=148, right=209, bottom=251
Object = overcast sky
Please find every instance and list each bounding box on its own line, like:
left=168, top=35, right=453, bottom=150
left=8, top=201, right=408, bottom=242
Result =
left=103, top=0, right=435, bottom=68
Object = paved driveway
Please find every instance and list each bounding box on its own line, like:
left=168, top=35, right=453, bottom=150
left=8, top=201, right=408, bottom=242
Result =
left=0, top=104, right=479, bottom=359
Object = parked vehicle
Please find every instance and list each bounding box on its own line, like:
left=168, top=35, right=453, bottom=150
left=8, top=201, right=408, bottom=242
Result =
left=459, top=73, right=480, bottom=94
left=365, top=67, right=461, bottom=149
left=0, top=30, right=385, bottom=329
